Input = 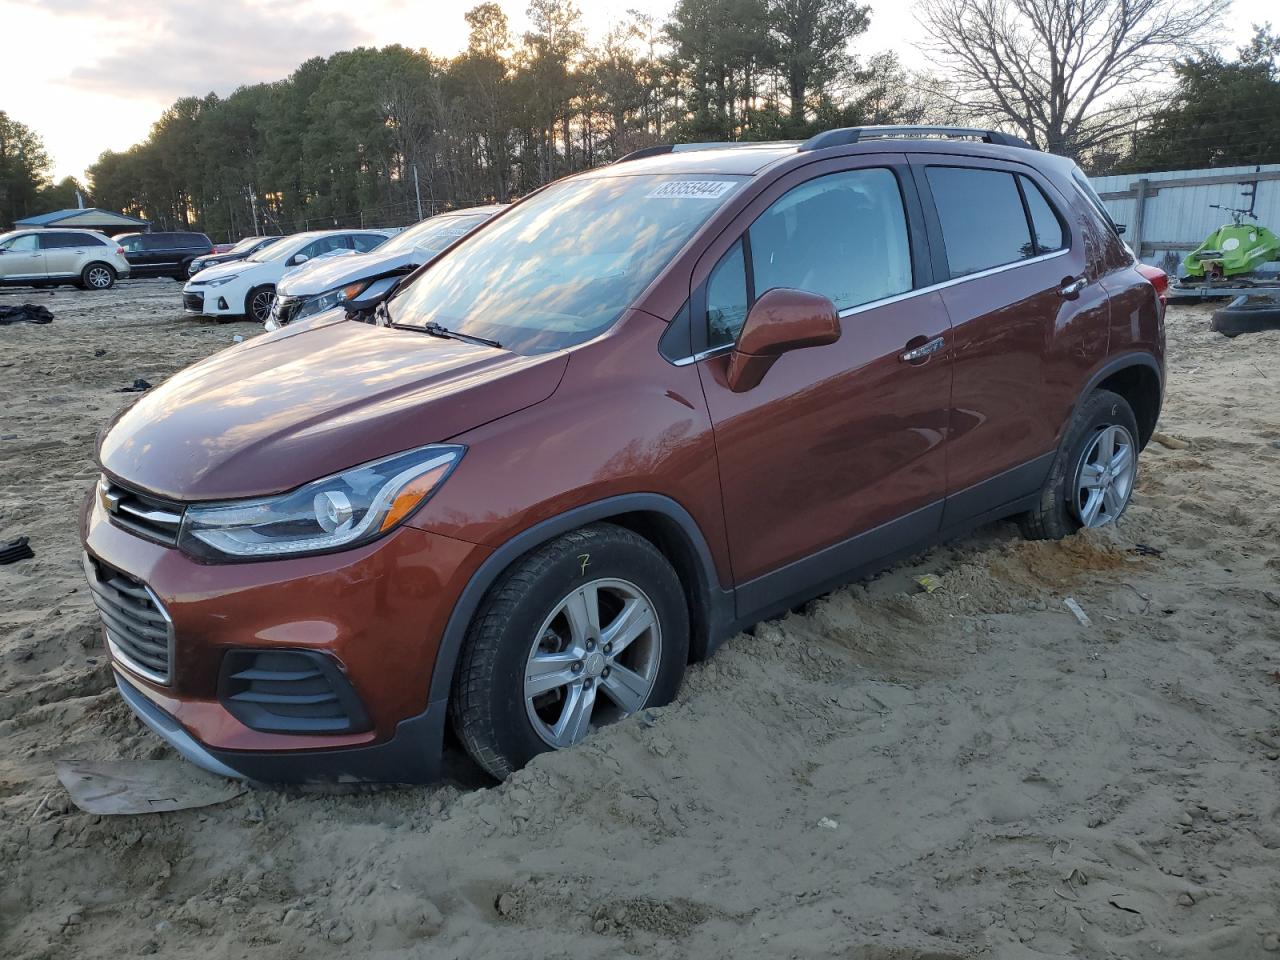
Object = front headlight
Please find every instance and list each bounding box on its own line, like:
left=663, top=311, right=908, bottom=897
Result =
left=296, top=280, right=371, bottom=321
left=178, top=444, right=464, bottom=561
left=206, top=273, right=239, bottom=287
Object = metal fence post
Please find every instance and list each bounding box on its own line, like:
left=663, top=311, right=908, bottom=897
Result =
left=1130, top=178, right=1149, bottom=260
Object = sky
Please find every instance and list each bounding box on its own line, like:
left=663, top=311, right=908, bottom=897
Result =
left=1, top=0, right=1272, bottom=183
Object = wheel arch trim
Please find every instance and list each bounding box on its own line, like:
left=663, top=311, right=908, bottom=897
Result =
left=1067, top=351, right=1163, bottom=447
left=425, top=493, right=727, bottom=706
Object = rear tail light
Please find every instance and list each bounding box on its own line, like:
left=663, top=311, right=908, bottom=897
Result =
left=1135, top=263, right=1168, bottom=313
left=116, top=246, right=126, bottom=256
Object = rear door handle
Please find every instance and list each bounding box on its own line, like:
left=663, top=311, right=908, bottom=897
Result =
left=1059, top=276, right=1088, bottom=299
left=900, top=335, right=945, bottom=363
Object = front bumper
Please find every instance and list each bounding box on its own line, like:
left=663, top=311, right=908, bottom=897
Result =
left=82, top=491, right=491, bottom=782
left=182, top=284, right=238, bottom=316
left=114, top=670, right=449, bottom=782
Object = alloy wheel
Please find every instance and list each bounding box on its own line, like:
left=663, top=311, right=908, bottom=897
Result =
left=523, top=577, right=662, bottom=748
left=87, top=267, right=112, bottom=289
left=1073, top=423, right=1136, bottom=527
left=250, top=290, right=275, bottom=323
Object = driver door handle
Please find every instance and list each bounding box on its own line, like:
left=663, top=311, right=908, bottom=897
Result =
left=1059, top=276, right=1088, bottom=299
left=900, top=335, right=945, bottom=363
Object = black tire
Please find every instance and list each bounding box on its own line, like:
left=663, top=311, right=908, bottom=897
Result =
left=245, top=285, right=275, bottom=324
left=80, top=262, right=116, bottom=290
left=1210, top=297, right=1280, bottom=338
left=1019, top=389, right=1140, bottom=540
left=451, top=523, right=689, bottom=780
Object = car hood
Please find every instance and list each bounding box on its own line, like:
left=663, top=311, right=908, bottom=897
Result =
left=189, top=258, right=263, bottom=283
left=98, top=321, right=568, bottom=501
left=277, top=249, right=417, bottom=297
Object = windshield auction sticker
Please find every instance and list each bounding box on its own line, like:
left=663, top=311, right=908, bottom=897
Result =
left=646, top=180, right=738, bottom=200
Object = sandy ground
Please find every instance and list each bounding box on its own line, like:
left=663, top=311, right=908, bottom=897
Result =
left=1, top=280, right=1278, bottom=960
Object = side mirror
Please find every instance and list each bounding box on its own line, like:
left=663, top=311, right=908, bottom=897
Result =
left=291, top=253, right=309, bottom=265
left=726, top=288, right=840, bottom=392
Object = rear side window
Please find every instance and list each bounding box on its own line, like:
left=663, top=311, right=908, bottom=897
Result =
left=706, top=168, right=913, bottom=348
left=352, top=234, right=384, bottom=253
left=39, top=232, right=90, bottom=249
left=926, top=167, right=1037, bottom=278
left=178, top=233, right=208, bottom=247
left=140, top=235, right=168, bottom=250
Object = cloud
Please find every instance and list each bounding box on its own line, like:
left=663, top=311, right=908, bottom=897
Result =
left=63, top=0, right=372, bottom=100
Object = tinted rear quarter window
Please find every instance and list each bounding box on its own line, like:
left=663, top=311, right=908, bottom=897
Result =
left=39, top=232, right=91, bottom=249
left=926, top=167, right=1035, bottom=278
left=1019, top=176, right=1065, bottom=254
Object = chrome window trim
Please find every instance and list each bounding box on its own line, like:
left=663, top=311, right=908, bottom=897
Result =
left=672, top=247, right=1071, bottom=366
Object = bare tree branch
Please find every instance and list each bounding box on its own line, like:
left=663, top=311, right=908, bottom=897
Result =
left=915, top=0, right=1229, bottom=157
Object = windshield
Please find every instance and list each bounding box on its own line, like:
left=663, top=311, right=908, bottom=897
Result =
left=379, top=213, right=490, bottom=256
left=389, top=174, right=745, bottom=354
left=230, top=236, right=267, bottom=254
left=250, top=235, right=311, bottom=263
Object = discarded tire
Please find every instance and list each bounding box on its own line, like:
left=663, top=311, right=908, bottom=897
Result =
left=1210, top=297, right=1280, bottom=338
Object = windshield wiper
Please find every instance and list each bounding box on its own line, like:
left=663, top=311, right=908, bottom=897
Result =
left=390, top=320, right=502, bottom=349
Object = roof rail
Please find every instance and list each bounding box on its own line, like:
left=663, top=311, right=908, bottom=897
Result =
left=614, top=141, right=795, bottom=164
left=799, top=126, right=1035, bottom=152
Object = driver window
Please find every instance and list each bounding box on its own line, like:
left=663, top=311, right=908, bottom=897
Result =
left=750, top=168, right=911, bottom=311
left=304, top=235, right=346, bottom=259
left=4, top=234, right=39, bottom=252
left=704, top=168, right=913, bottom=349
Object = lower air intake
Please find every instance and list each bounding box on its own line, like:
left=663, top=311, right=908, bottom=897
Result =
left=218, top=649, right=371, bottom=735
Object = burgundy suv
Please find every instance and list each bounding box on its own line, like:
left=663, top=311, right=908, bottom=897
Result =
left=82, top=126, right=1164, bottom=782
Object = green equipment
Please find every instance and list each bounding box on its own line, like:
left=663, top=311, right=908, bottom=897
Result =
left=1182, top=203, right=1280, bottom=281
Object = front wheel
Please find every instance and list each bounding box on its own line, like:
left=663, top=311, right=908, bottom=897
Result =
left=81, top=263, right=116, bottom=290
left=1019, top=389, right=1140, bottom=540
left=245, top=285, right=275, bottom=324
left=451, top=523, right=689, bottom=780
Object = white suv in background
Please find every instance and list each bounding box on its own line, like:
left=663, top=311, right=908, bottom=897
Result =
left=0, top=229, right=131, bottom=289
left=183, top=229, right=391, bottom=323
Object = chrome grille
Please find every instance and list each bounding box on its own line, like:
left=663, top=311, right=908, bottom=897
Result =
left=99, top=477, right=184, bottom=546
left=84, top=554, right=174, bottom=685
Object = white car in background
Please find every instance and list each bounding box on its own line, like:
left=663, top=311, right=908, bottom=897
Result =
left=267, top=206, right=506, bottom=329
left=182, top=229, right=391, bottom=323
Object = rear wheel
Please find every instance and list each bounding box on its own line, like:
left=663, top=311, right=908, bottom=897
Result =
left=451, top=523, right=689, bottom=779
left=1019, top=389, right=1139, bottom=540
left=80, top=262, right=116, bottom=290
left=245, top=285, right=275, bottom=324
